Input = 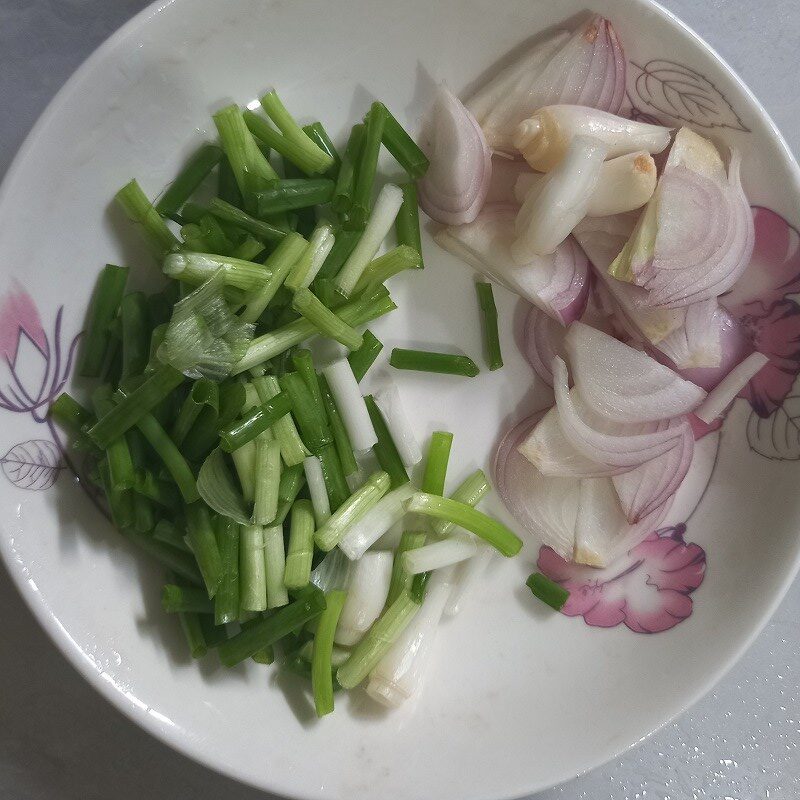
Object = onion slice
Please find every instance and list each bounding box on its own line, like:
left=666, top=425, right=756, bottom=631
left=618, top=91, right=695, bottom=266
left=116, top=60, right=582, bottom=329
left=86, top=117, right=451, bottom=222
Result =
left=513, top=135, right=607, bottom=258
left=564, top=322, right=705, bottom=423
left=418, top=85, right=491, bottom=226
left=467, top=16, right=626, bottom=154
left=694, top=352, right=769, bottom=424
left=513, top=105, right=671, bottom=172
left=434, top=205, right=590, bottom=324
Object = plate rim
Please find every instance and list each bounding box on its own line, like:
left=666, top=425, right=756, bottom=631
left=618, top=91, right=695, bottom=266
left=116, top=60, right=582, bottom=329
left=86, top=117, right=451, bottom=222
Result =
left=1, top=0, right=799, bottom=797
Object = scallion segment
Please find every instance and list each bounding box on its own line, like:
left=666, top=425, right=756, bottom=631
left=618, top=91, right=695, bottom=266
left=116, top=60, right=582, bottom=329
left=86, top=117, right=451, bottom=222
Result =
left=526, top=572, right=570, bottom=611
left=389, top=348, right=480, bottom=378
left=244, top=110, right=329, bottom=178
left=333, top=124, right=365, bottom=215
left=336, top=591, right=419, bottom=689
left=278, top=372, right=332, bottom=453
left=421, top=431, right=454, bottom=496
left=312, top=589, right=347, bottom=716
left=476, top=282, right=503, bottom=371
left=255, top=178, right=335, bottom=216
left=185, top=503, right=224, bottom=598
left=156, top=144, right=223, bottom=217
left=394, top=182, right=423, bottom=263
left=405, top=492, right=522, bottom=557
left=431, top=468, right=490, bottom=537
left=162, top=584, right=215, bottom=614
left=240, top=524, right=268, bottom=611
left=322, top=359, right=377, bottom=453
left=292, top=288, right=363, bottom=351
left=319, top=375, right=358, bottom=476
left=303, top=122, right=341, bottom=175
left=314, top=471, right=391, bottom=551
left=119, top=292, right=150, bottom=382
left=115, top=179, right=180, bottom=255
left=214, top=518, right=241, bottom=625
left=347, top=330, right=383, bottom=383
left=79, top=264, right=129, bottom=377
left=284, top=499, right=316, bottom=589
left=263, top=523, right=290, bottom=608
left=285, top=223, right=335, bottom=291
left=386, top=531, right=427, bottom=606
left=218, top=391, right=292, bottom=452
left=315, top=228, right=361, bottom=281
left=208, top=197, right=288, bottom=242
left=252, top=375, right=310, bottom=466
left=353, top=245, right=422, bottom=293
left=380, top=104, right=430, bottom=179
left=253, top=434, right=281, bottom=525
left=303, top=456, right=331, bottom=527
left=349, top=102, right=387, bottom=228
left=364, top=396, right=409, bottom=489
left=163, top=252, right=271, bottom=292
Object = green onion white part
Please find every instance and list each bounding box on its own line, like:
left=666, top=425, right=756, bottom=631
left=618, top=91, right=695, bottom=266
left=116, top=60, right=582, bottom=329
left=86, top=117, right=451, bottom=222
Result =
left=334, top=551, right=393, bottom=646
left=334, top=183, right=405, bottom=297
left=196, top=448, right=251, bottom=524
left=401, top=533, right=477, bottom=574
left=299, top=640, right=350, bottom=667
left=231, top=440, right=256, bottom=503
left=373, top=381, right=422, bottom=468
left=253, top=434, right=281, bottom=525
left=253, top=375, right=310, bottom=466
left=163, top=252, right=271, bottom=292
left=286, top=223, right=336, bottom=291
left=240, top=525, right=268, bottom=611
left=310, top=548, right=353, bottom=593
left=365, top=566, right=454, bottom=708
left=445, top=543, right=494, bottom=617
left=303, top=455, right=331, bottom=527
left=263, top=524, right=289, bottom=608
left=337, top=483, right=415, bottom=560
left=322, top=359, right=378, bottom=452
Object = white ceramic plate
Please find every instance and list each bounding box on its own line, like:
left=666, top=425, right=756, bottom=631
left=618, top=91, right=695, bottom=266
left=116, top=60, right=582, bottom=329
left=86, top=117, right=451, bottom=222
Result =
left=2, top=0, right=800, bottom=797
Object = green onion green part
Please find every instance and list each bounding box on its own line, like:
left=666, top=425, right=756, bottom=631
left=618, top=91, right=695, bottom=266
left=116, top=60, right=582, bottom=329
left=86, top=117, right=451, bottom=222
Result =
left=278, top=371, right=332, bottom=453
left=394, top=182, right=423, bottom=264
left=240, top=524, right=268, bottom=611
left=208, top=197, right=288, bottom=242
left=333, top=123, right=365, bottom=216
left=389, top=348, right=479, bottom=378
left=214, top=518, right=240, bottom=625
left=284, top=499, right=316, bottom=589
left=292, top=288, right=364, bottom=351
left=353, top=245, right=422, bottom=294
left=431, top=468, right=491, bottom=537
left=386, top=531, right=427, bottom=606
left=162, top=584, right=215, bottom=614
left=526, top=572, right=570, bottom=611
left=319, top=375, right=358, bottom=476
left=79, top=264, right=129, bottom=377
left=421, top=431, right=454, bottom=496
left=312, top=589, right=347, bottom=716
left=350, top=102, right=387, bottom=229
left=476, top=282, right=503, bottom=371
left=364, top=395, right=409, bottom=489
left=379, top=104, right=430, bottom=179
left=115, top=179, right=181, bottom=255
left=347, top=330, right=384, bottom=383
left=218, top=391, right=292, bottom=452
left=119, top=292, right=150, bottom=382
left=252, top=375, right=310, bottom=466
left=255, top=178, right=335, bottom=216
left=263, top=523, right=290, bottom=608
left=253, top=434, right=281, bottom=525
left=185, top=502, right=224, bottom=597
left=156, top=144, right=223, bottom=217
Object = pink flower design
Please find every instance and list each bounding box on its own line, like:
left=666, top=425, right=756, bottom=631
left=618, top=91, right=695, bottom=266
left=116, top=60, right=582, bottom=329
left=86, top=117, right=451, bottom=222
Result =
left=721, top=207, right=800, bottom=417
left=537, top=524, right=706, bottom=633
left=0, top=280, right=48, bottom=364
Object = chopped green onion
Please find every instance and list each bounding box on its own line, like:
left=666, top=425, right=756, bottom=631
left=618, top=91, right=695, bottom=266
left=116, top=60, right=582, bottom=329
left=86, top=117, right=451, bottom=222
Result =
left=217, top=154, right=243, bottom=207
left=177, top=611, right=207, bottom=658
left=79, top=264, right=129, bottom=377
left=347, top=330, right=384, bottom=383
left=171, top=379, right=218, bottom=447
left=252, top=374, right=310, bottom=466
left=318, top=443, right=350, bottom=511
left=87, top=365, right=184, bottom=448
left=350, top=102, right=387, bottom=228
left=91, top=386, right=135, bottom=491
left=336, top=591, right=419, bottom=689
left=312, top=589, right=347, bottom=716
left=49, top=392, right=94, bottom=439
left=314, top=470, right=390, bottom=551
left=253, top=434, right=281, bottom=524
left=152, top=519, right=189, bottom=551
left=284, top=499, right=316, bottom=589
left=132, top=470, right=180, bottom=509
left=97, top=460, right=134, bottom=530
left=333, top=124, right=365, bottom=215
left=156, top=144, right=222, bottom=217
left=278, top=371, right=332, bottom=453
left=421, top=431, right=453, bottom=496
left=353, top=245, right=422, bottom=294
left=243, top=110, right=328, bottom=178
left=364, top=395, right=409, bottom=489
left=233, top=288, right=396, bottom=373
left=163, top=251, right=271, bottom=292
left=196, top=448, right=250, bottom=525
left=405, top=492, right=522, bottom=556
left=389, top=348, right=479, bottom=377
left=232, top=235, right=265, bottom=261
left=218, top=391, right=292, bottom=452
left=260, top=90, right=335, bottom=173
left=185, top=503, right=224, bottom=597
left=322, top=359, right=377, bottom=453
left=379, top=104, right=430, bottom=179
left=135, top=412, right=199, bottom=502
left=260, top=524, right=287, bottom=611
left=208, top=197, right=288, bottom=242
left=302, top=122, right=341, bottom=175
left=334, top=183, right=404, bottom=297
left=409, top=570, right=430, bottom=604
left=240, top=524, right=267, bottom=611
left=318, top=375, right=358, bottom=476
left=431, top=468, right=490, bottom=536
left=386, top=531, right=427, bottom=606
left=315, top=228, right=361, bottom=281
left=122, top=527, right=203, bottom=585
left=255, top=178, right=335, bottom=216
left=292, top=288, right=364, bottom=351
left=231, top=439, right=256, bottom=503
left=526, top=572, right=570, bottom=611
left=476, top=282, right=503, bottom=371
left=162, top=584, right=215, bottom=614
left=285, top=223, right=335, bottom=291
left=118, top=292, right=150, bottom=381
left=240, top=231, right=308, bottom=324
left=115, top=179, right=180, bottom=255
left=402, top=534, right=477, bottom=574
left=213, top=104, right=279, bottom=209
left=213, top=518, right=240, bottom=625
left=218, top=590, right=326, bottom=667
left=394, top=182, right=423, bottom=264
left=291, top=348, right=324, bottom=407
left=303, top=456, right=331, bottom=527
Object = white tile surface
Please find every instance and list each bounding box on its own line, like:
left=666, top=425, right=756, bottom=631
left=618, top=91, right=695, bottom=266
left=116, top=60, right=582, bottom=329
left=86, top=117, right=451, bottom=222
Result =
left=0, top=0, right=798, bottom=797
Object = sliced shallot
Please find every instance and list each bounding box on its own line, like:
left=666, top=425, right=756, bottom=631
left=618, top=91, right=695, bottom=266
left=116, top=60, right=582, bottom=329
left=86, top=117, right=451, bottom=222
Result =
left=563, top=322, right=705, bottom=423
left=513, top=105, right=671, bottom=171
left=467, top=16, right=626, bottom=153
left=418, top=85, right=491, bottom=226
left=434, top=205, right=590, bottom=324
left=513, top=135, right=608, bottom=258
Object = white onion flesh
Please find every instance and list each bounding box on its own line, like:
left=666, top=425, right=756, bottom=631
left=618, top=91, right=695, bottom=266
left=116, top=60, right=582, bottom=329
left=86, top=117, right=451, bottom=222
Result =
left=418, top=85, right=492, bottom=226
left=512, top=135, right=608, bottom=258
left=564, top=322, right=706, bottom=423
left=514, top=105, right=671, bottom=172
left=467, top=15, right=626, bottom=154
left=366, top=567, right=454, bottom=708
left=434, top=205, right=590, bottom=325
left=694, top=352, right=769, bottom=423
left=334, top=551, right=393, bottom=646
